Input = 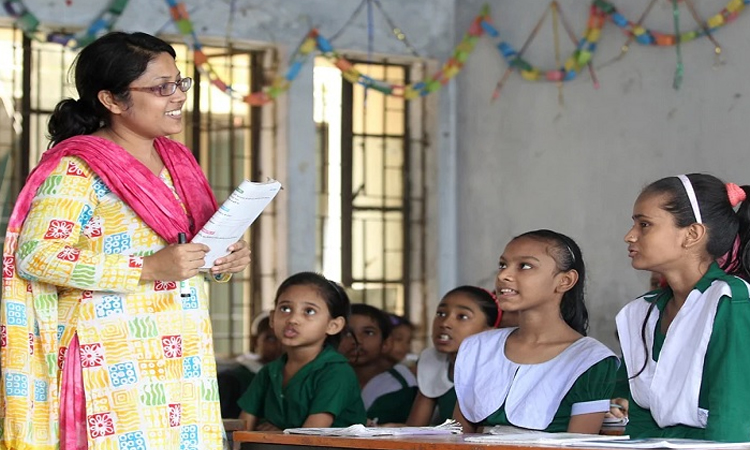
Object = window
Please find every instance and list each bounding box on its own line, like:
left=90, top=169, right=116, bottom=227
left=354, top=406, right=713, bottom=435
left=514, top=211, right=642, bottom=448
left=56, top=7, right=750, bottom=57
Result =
left=314, top=57, right=428, bottom=321
left=0, top=28, right=277, bottom=356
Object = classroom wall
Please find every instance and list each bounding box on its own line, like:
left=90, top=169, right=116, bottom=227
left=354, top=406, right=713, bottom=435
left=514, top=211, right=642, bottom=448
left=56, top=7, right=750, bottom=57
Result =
left=5, top=0, right=750, bottom=349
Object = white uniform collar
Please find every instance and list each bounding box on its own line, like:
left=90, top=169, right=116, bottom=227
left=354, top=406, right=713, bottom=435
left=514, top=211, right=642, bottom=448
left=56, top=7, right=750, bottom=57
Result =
left=454, top=328, right=615, bottom=429
left=417, top=347, right=453, bottom=398
left=617, top=276, right=750, bottom=428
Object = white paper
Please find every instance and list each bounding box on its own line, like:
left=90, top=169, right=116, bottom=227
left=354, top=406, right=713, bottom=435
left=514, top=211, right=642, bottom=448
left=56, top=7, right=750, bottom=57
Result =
left=561, top=439, right=750, bottom=449
left=283, top=419, right=462, bottom=437
left=192, top=179, right=282, bottom=269
left=466, top=431, right=630, bottom=445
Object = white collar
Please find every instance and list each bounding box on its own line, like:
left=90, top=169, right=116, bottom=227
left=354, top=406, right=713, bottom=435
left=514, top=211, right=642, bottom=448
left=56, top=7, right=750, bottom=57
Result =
left=454, top=328, right=615, bottom=429
left=616, top=279, right=748, bottom=428
left=417, top=347, right=453, bottom=398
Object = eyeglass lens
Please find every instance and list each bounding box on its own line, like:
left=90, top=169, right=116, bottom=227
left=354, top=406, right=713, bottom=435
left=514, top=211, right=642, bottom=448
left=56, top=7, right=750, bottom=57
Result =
left=160, top=78, right=192, bottom=96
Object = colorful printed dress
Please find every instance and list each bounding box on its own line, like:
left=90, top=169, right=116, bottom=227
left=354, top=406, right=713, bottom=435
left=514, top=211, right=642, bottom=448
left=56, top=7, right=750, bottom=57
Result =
left=1, top=145, right=222, bottom=449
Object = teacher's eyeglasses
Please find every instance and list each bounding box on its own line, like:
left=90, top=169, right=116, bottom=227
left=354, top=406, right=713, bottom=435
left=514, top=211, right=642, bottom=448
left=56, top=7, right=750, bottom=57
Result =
left=128, top=77, right=192, bottom=96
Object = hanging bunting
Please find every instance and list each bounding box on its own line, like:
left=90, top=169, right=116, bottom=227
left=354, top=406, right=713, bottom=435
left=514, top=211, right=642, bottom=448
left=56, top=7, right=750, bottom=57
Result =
left=486, top=0, right=603, bottom=102
left=671, top=0, right=684, bottom=90
left=596, top=0, right=748, bottom=49
left=165, top=0, right=489, bottom=103
left=8, top=0, right=750, bottom=104
left=3, top=0, right=129, bottom=48
left=165, top=0, right=318, bottom=106
left=315, top=5, right=489, bottom=99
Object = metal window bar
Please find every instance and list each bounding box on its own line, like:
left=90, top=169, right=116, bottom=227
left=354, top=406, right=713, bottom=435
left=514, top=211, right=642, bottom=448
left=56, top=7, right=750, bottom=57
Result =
left=341, top=60, right=410, bottom=314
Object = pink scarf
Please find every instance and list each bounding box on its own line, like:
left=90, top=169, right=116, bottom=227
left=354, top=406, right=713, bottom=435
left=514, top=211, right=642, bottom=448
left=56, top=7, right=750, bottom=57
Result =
left=7, top=135, right=217, bottom=243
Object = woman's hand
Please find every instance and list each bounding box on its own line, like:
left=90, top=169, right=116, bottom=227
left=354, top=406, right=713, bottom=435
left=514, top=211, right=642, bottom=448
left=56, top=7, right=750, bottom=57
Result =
left=141, top=242, right=209, bottom=282
left=211, top=239, right=251, bottom=275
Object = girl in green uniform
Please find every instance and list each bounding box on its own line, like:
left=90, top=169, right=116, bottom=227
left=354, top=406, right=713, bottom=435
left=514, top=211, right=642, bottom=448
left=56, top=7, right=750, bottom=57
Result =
left=238, top=272, right=366, bottom=430
left=618, top=174, right=750, bottom=442
left=406, top=286, right=501, bottom=426
left=218, top=313, right=282, bottom=418
left=340, top=304, right=418, bottom=425
left=454, top=230, right=617, bottom=434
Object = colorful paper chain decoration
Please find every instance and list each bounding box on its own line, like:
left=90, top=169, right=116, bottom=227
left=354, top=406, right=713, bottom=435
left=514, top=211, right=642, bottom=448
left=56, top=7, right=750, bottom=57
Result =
left=598, top=0, right=748, bottom=47
left=3, top=0, right=129, bottom=48
left=166, top=0, right=315, bottom=106
left=7, top=0, right=750, bottom=103
left=315, top=6, right=489, bottom=99
left=486, top=1, right=604, bottom=86
left=486, top=0, right=749, bottom=90
left=166, top=0, right=489, bottom=103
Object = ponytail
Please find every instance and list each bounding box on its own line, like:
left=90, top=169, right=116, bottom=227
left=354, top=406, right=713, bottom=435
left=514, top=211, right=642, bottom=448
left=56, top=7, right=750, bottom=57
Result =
left=47, top=98, right=102, bottom=147
left=730, top=185, right=750, bottom=281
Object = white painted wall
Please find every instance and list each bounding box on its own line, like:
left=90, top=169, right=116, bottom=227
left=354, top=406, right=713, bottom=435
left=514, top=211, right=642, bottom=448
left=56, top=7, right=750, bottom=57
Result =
left=5, top=0, right=750, bottom=349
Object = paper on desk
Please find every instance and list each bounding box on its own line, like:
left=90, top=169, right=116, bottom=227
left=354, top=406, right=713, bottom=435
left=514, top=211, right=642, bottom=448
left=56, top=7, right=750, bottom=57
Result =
left=466, top=431, right=630, bottom=445
left=192, top=179, right=282, bottom=269
left=559, top=438, right=750, bottom=449
left=283, top=419, right=462, bottom=436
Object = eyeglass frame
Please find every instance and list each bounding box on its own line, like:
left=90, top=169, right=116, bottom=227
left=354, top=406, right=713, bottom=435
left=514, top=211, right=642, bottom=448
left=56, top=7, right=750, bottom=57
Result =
left=127, top=77, right=193, bottom=97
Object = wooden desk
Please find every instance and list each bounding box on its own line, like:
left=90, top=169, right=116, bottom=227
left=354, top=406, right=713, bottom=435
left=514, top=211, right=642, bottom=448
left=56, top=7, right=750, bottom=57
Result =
left=231, top=431, right=633, bottom=450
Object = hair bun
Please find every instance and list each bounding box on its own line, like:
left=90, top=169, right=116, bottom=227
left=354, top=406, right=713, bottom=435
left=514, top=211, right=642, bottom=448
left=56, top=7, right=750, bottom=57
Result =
left=726, top=183, right=747, bottom=207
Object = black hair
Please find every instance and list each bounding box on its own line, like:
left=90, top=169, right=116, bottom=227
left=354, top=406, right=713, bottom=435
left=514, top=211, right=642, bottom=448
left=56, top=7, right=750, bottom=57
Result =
left=274, top=271, right=351, bottom=348
left=47, top=31, right=177, bottom=147
left=255, top=316, right=271, bottom=336
left=513, top=229, right=589, bottom=335
left=350, top=304, right=393, bottom=341
left=630, top=174, right=750, bottom=379
left=640, top=173, right=750, bottom=280
left=388, top=313, right=415, bottom=331
left=442, top=285, right=499, bottom=328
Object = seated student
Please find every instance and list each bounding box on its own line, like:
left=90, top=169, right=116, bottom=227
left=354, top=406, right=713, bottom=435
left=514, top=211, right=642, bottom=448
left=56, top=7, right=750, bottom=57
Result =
left=618, top=174, right=750, bottom=442
left=406, top=286, right=501, bottom=426
left=238, top=272, right=366, bottom=430
left=608, top=271, right=666, bottom=421
left=454, top=229, right=618, bottom=434
left=340, top=304, right=418, bottom=425
left=383, top=314, right=416, bottom=371
left=218, top=312, right=283, bottom=418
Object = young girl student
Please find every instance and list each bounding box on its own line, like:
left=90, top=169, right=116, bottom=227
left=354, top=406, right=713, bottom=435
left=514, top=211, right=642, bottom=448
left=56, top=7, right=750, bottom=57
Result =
left=454, top=230, right=618, bottom=433
left=383, top=314, right=416, bottom=371
left=406, top=286, right=501, bottom=426
left=340, top=304, right=418, bottom=424
left=238, top=272, right=366, bottom=430
left=618, top=174, right=750, bottom=442
left=218, top=312, right=283, bottom=418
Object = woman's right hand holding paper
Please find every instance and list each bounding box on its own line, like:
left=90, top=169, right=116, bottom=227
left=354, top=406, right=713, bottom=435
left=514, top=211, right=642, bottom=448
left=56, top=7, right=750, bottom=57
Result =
left=141, top=242, right=210, bottom=281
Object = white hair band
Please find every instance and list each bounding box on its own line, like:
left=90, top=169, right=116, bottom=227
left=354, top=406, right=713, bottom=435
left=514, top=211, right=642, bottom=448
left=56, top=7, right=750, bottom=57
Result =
left=677, top=174, right=702, bottom=224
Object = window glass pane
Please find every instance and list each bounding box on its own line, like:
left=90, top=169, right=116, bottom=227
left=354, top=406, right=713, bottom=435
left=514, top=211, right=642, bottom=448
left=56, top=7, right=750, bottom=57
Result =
left=351, top=210, right=403, bottom=281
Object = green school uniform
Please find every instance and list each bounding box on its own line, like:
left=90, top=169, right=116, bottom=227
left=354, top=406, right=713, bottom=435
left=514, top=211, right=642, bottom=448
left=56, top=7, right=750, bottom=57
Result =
left=482, top=358, right=618, bottom=432
left=238, top=346, right=366, bottom=429
left=364, top=366, right=418, bottom=424
left=218, top=364, right=257, bottom=418
left=416, top=347, right=457, bottom=424
left=436, top=388, right=457, bottom=424
left=620, top=264, right=750, bottom=442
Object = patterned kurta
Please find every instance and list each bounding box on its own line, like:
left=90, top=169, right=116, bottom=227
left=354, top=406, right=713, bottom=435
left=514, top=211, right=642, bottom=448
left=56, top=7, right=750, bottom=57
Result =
left=1, top=156, right=222, bottom=450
